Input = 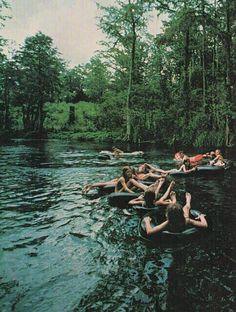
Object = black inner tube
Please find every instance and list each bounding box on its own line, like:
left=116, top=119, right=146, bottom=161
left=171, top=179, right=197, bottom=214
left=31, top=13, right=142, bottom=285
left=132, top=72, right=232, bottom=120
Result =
left=139, top=209, right=205, bottom=242
left=108, top=192, right=141, bottom=208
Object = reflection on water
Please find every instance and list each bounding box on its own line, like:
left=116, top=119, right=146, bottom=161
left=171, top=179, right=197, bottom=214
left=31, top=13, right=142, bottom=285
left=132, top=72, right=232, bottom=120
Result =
left=0, top=139, right=235, bottom=311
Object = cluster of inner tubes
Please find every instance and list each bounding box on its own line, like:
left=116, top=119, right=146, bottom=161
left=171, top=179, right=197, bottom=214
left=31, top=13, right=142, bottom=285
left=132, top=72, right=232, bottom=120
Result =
left=84, top=152, right=233, bottom=243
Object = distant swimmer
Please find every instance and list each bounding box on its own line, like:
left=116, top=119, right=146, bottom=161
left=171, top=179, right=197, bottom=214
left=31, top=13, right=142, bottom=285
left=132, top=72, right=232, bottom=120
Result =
left=209, top=149, right=225, bottom=167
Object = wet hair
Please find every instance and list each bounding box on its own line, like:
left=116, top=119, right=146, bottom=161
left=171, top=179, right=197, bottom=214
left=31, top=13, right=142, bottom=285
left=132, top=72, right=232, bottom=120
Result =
left=122, top=166, right=132, bottom=182
left=166, top=203, right=185, bottom=232
left=144, top=190, right=156, bottom=207
left=130, top=167, right=137, bottom=175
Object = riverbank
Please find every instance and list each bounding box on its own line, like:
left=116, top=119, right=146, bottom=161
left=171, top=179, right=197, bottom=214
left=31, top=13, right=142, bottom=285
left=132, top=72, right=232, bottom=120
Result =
left=0, top=130, right=156, bottom=144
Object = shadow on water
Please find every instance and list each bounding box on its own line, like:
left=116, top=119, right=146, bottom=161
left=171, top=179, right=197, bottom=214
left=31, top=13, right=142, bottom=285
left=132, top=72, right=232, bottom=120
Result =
left=0, top=139, right=235, bottom=312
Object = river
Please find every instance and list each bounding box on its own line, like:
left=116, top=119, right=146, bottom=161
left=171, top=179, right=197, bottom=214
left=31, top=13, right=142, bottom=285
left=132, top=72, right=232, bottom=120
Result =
left=0, top=139, right=235, bottom=312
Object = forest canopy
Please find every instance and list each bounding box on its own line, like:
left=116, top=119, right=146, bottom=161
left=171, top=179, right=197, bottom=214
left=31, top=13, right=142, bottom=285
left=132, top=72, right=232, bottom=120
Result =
left=0, top=0, right=235, bottom=147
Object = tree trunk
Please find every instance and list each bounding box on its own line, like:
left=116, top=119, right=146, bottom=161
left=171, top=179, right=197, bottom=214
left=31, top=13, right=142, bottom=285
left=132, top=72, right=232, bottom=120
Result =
left=201, top=0, right=206, bottom=110
left=183, top=26, right=190, bottom=120
left=69, top=106, right=76, bottom=124
left=125, top=1, right=136, bottom=141
left=3, top=76, right=10, bottom=130
left=224, top=0, right=234, bottom=146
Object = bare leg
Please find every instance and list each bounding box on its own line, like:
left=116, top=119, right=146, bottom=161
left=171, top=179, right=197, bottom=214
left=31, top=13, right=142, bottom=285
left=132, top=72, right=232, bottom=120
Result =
left=129, top=178, right=148, bottom=191
left=82, top=179, right=117, bottom=194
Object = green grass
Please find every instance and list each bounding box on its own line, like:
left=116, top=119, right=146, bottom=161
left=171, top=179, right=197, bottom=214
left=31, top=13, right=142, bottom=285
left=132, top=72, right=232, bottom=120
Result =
left=44, top=101, right=99, bottom=132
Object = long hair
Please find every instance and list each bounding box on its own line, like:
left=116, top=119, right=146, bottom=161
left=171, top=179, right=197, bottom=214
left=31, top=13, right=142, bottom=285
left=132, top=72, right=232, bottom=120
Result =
left=144, top=190, right=156, bottom=207
left=166, top=203, right=185, bottom=232
left=122, top=166, right=132, bottom=182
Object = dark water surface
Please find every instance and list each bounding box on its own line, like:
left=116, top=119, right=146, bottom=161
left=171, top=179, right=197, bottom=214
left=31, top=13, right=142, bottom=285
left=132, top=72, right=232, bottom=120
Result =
left=0, top=139, right=235, bottom=312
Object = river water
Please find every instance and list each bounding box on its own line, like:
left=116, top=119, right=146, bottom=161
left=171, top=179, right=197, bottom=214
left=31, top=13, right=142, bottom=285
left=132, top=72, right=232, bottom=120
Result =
left=0, top=139, right=235, bottom=312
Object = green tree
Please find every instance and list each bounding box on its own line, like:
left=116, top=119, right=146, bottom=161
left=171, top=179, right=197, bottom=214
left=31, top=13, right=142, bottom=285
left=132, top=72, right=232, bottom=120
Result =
left=98, top=0, right=151, bottom=141
left=60, top=65, right=87, bottom=103
left=83, top=56, right=110, bottom=102
left=13, top=32, right=64, bottom=134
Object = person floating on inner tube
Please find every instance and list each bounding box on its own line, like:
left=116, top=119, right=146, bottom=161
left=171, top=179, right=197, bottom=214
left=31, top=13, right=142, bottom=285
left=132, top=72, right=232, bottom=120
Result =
left=177, top=159, right=197, bottom=173
left=143, top=159, right=197, bottom=176
left=143, top=192, right=208, bottom=234
left=129, top=179, right=176, bottom=207
left=115, top=166, right=149, bottom=193
left=174, top=151, right=189, bottom=162
left=132, top=164, right=167, bottom=181
left=209, top=149, right=225, bottom=167
left=174, top=151, right=208, bottom=166
left=82, top=166, right=135, bottom=194
left=112, top=146, right=124, bottom=157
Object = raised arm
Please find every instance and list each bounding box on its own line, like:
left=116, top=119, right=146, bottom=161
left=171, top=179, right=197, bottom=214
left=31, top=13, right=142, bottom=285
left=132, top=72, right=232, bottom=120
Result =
left=183, top=192, right=208, bottom=228
left=183, top=192, right=191, bottom=220
left=154, top=180, right=175, bottom=206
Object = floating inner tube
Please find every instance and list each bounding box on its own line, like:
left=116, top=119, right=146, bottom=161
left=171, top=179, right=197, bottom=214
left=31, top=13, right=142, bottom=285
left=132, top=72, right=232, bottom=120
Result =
left=100, top=150, right=144, bottom=157
left=170, top=170, right=196, bottom=177
left=97, top=154, right=112, bottom=160
left=139, top=209, right=205, bottom=243
left=108, top=192, right=141, bottom=208
left=133, top=205, right=162, bottom=214
left=140, top=180, right=154, bottom=186
left=98, top=185, right=116, bottom=194
left=196, top=165, right=227, bottom=172
left=98, top=181, right=152, bottom=195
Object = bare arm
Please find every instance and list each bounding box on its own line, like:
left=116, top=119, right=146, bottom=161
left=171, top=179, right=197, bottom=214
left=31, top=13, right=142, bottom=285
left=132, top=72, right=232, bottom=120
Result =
left=183, top=192, right=191, bottom=219
left=182, top=165, right=196, bottom=173
left=178, top=164, right=185, bottom=172
left=155, top=181, right=175, bottom=204
left=145, top=163, right=159, bottom=172
left=144, top=216, right=169, bottom=234
left=115, top=177, right=133, bottom=193
left=183, top=193, right=208, bottom=228
left=188, top=215, right=208, bottom=228
left=129, top=178, right=147, bottom=191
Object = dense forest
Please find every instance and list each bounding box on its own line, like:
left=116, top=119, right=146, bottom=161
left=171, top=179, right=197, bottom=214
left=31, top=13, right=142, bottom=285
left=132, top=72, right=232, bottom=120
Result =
left=0, top=0, right=235, bottom=147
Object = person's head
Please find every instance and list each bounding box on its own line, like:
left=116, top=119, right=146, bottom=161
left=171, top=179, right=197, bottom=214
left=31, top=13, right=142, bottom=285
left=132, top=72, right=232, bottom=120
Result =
left=138, top=163, right=149, bottom=174
left=130, top=167, right=137, bottom=176
left=215, top=149, right=221, bottom=155
left=122, top=166, right=132, bottom=181
left=122, top=166, right=131, bottom=174
left=166, top=203, right=185, bottom=230
left=138, top=164, right=145, bottom=173
left=144, top=189, right=156, bottom=207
